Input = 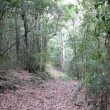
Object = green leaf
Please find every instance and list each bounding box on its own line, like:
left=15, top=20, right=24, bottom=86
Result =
left=94, top=2, right=104, bottom=9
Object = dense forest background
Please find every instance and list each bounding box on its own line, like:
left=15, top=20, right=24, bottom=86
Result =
left=1, top=0, right=110, bottom=109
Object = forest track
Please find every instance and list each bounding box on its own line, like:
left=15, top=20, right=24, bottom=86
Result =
left=0, top=69, right=91, bottom=110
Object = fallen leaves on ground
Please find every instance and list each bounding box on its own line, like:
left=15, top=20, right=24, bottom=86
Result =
left=0, top=69, right=91, bottom=110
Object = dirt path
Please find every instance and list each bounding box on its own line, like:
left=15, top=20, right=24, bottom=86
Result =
left=47, top=66, right=64, bottom=75
left=0, top=69, right=90, bottom=110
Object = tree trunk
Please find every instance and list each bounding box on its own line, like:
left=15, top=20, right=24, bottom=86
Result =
left=14, top=9, right=20, bottom=60
left=60, top=34, right=65, bottom=70
left=72, top=19, right=80, bottom=79
left=0, top=3, right=4, bottom=54
left=0, top=19, right=3, bottom=54
left=100, top=31, right=110, bottom=110
left=74, top=42, right=80, bottom=79
left=35, top=13, right=42, bottom=71
left=41, top=36, right=47, bottom=72
left=21, top=0, right=30, bottom=71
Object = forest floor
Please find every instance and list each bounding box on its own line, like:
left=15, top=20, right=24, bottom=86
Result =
left=0, top=67, right=91, bottom=110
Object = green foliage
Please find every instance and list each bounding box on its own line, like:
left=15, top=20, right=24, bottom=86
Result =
left=5, top=0, right=20, bottom=6
left=94, top=2, right=104, bottom=9
left=34, top=0, right=51, bottom=14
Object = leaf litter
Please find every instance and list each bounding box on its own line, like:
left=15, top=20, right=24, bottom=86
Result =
left=0, top=69, right=91, bottom=110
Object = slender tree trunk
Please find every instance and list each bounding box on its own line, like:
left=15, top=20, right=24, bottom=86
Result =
left=107, top=33, right=110, bottom=62
left=21, top=0, right=30, bottom=71
left=0, top=3, right=4, bottom=54
left=100, top=31, right=110, bottom=110
left=60, top=34, right=65, bottom=70
left=41, top=36, right=48, bottom=71
left=103, top=32, right=110, bottom=110
left=0, top=19, right=3, bottom=54
left=82, top=25, right=90, bottom=79
left=14, top=9, right=20, bottom=60
left=71, top=19, right=80, bottom=79
left=35, top=13, right=42, bottom=71
left=35, top=10, right=47, bottom=72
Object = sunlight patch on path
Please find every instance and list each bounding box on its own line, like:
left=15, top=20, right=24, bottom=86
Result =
left=50, top=72, right=72, bottom=80
left=47, top=66, right=72, bottom=80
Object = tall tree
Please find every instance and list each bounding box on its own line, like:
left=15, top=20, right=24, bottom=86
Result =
left=21, top=0, right=30, bottom=71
